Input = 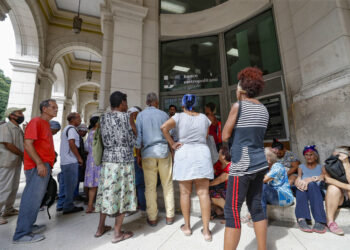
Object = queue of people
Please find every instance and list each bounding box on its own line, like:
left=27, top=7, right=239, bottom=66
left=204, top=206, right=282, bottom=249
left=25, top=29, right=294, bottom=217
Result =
left=0, top=66, right=349, bottom=249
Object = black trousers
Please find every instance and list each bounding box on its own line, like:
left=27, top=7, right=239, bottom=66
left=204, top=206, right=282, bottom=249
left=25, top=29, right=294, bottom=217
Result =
left=224, top=170, right=267, bottom=228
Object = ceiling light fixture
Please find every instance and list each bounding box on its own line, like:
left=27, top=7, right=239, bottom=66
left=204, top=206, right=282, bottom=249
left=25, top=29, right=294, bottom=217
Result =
left=86, top=54, right=92, bottom=81
left=93, top=87, right=98, bottom=100
left=201, top=42, right=214, bottom=47
left=172, top=65, right=190, bottom=72
left=227, top=48, right=239, bottom=57
left=73, top=0, right=82, bottom=34
left=161, top=1, right=186, bottom=14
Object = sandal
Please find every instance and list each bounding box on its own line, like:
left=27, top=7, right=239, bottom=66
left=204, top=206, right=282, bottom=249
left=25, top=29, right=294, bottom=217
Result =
left=94, top=225, right=112, bottom=238
left=201, top=228, right=212, bottom=242
left=241, top=214, right=252, bottom=224
left=111, top=231, right=134, bottom=244
left=180, top=224, right=192, bottom=236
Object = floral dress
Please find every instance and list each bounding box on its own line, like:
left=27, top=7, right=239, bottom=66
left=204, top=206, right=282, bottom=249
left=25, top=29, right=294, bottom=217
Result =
left=84, top=129, right=101, bottom=188
left=95, top=111, right=137, bottom=216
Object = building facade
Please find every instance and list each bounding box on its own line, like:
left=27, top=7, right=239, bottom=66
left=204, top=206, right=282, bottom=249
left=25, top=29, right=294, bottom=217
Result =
left=1, top=0, right=349, bottom=159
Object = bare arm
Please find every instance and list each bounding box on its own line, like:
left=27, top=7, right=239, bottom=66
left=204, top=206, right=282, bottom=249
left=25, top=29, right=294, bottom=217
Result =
left=287, top=161, right=299, bottom=176
left=161, top=118, right=181, bottom=150
left=69, top=139, right=83, bottom=165
left=24, top=139, right=47, bottom=177
left=323, top=168, right=350, bottom=191
left=263, top=175, right=274, bottom=183
left=209, top=173, right=228, bottom=186
left=222, top=103, right=239, bottom=142
left=339, top=154, right=350, bottom=183
left=2, top=142, right=23, bottom=157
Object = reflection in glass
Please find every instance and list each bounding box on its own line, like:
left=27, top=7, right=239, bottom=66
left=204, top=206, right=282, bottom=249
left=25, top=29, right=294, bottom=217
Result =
left=161, top=36, right=221, bottom=92
left=160, top=0, right=228, bottom=14
left=225, top=10, right=281, bottom=85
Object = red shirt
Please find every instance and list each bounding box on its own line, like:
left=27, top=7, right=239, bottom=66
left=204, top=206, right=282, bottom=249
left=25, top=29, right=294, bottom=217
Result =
left=209, top=121, right=222, bottom=145
left=23, top=117, right=55, bottom=170
left=214, top=161, right=231, bottom=188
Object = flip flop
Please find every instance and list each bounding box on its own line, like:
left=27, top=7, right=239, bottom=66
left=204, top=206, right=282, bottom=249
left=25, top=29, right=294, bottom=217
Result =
left=94, top=225, right=112, bottom=238
left=201, top=228, right=212, bottom=242
left=180, top=224, right=192, bottom=236
left=111, top=231, right=134, bottom=244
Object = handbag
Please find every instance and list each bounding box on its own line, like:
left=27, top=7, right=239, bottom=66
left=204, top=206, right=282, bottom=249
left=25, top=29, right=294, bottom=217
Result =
left=325, top=155, right=349, bottom=184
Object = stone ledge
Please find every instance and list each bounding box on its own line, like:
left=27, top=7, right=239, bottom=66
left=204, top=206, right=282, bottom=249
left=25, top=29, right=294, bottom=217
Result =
left=156, top=185, right=350, bottom=227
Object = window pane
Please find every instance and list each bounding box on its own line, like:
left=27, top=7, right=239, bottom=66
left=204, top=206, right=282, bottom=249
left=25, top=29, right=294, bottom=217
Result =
left=160, top=36, right=221, bottom=92
left=160, top=0, right=228, bottom=14
left=225, top=10, right=281, bottom=85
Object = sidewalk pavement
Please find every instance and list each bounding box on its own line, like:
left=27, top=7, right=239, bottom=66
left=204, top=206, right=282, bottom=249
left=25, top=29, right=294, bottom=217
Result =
left=1, top=178, right=350, bottom=249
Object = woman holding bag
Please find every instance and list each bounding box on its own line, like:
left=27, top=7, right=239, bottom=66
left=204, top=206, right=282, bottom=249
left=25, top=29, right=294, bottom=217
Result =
left=161, top=94, right=214, bottom=242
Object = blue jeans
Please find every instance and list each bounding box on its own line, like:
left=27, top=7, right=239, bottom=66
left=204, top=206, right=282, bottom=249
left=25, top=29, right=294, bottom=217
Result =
left=13, top=163, right=51, bottom=240
left=60, top=163, right=79, bottom=211
left=295, top=182, right=326, bottom=223
left=261, top=184, right=280, bottom=216
left=134, top=158, right=146, bottom=211
left=57, top=172, right=65, bottom=209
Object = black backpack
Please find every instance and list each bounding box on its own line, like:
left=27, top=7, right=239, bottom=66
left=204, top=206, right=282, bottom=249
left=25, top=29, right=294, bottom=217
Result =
left=325, top=155, right=350, bottom=184
left=40, top=175, right=58, bottom=219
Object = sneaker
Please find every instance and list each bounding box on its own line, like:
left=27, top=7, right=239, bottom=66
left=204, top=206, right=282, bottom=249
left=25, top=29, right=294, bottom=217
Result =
left=32, top=224, right=47, bottom=234
left=56, top=207, right=63, bottom=212
left=2, top=208, right=19, bottom=217
left=297, top=219, right=313, bottom=232
left=0, top=216, right=8, bottom=225
left=312, top=222, right=327, bottom=234
left=328, top=221, right=344, bottom=235
left=63, top=206, right=84, bottom=215
left=13, top=234, right=45, bottom=244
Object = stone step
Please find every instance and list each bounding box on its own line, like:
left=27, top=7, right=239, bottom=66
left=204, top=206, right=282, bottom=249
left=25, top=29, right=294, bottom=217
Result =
left=156, top=184, right=350, bottom=227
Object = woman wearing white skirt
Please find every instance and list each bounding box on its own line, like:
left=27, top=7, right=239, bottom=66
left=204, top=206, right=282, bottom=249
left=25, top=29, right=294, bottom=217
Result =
left=161, top=94, right=214, bottom=242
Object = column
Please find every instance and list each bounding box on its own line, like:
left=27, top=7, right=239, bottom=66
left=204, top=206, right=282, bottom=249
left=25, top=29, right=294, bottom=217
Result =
left=104, top=0, right=148, bottom=108
left=52, top=96, right=65, bottom=126
left=61, top=99, right=73, bottom=128
left=8, top=58, right=40, bottom=121
left=99, top=6, right=114, bottom=112
left=38, top=67, right=57, bottom=102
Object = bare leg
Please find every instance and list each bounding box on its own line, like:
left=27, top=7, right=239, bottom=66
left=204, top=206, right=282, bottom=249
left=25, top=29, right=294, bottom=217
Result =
left=195, top=179, right=211, bottom=240
left=325, top=185, right=343, bottom=223
left=114, top=213, right=125, bottom=236
left=179, top=180, right=192, bottom=234
left=253, top=220, right=267, bottom=250
left=88, top=187, right=98, bottom=211
left=212, top=198, right=226, bottom=210
left=224, top=227, right=241, bottom=250
left=95, top=213, right=109, bottom=236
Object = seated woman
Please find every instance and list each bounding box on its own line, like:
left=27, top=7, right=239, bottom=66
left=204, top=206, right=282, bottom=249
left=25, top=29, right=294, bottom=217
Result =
left=262, top=148, right=294, bottom=216
left=271, top=139, right=300, bottom=185
left=295, top=145, right=327, bottom=233
left=209, top=146, right=231, bottom=218
left=323, top=146, right=350, bottom=236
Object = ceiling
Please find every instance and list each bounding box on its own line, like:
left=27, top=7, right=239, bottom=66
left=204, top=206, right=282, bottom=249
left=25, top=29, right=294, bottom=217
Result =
left=74, top=50, right=101, bottom=62
left=55, top=0, right=104, bottom=18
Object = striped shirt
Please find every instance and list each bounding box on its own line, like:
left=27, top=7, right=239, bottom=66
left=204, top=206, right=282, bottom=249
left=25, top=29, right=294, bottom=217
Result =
left=229, top=101, right=269, bottom=176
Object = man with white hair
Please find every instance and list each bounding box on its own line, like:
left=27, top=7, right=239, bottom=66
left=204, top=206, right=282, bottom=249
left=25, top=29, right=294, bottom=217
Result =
left=136, top=93, right=175, bottom=226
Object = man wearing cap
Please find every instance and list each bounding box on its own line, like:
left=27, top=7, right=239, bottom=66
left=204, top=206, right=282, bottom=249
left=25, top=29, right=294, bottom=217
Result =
left=0, top=108, right=25, bottom=225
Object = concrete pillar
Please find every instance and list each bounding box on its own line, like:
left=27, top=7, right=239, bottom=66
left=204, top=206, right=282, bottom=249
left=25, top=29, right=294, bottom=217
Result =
left=62, top=99, right=73, bottom=128
left=100, top=0, right=148, bottom=108
left=99, top=7, right=114, bottom=112
left=8, top=58, right=40, bottom=121
left=38, top=67, right=57, bottom=102
left=52, top=96, right=65, bottom=127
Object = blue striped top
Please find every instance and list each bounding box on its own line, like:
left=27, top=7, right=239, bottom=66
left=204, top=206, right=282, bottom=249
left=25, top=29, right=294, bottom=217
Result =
left=229, top=101, right=269, bottom=176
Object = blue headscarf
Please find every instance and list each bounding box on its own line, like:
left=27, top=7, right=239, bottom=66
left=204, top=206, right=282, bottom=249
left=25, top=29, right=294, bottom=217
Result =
left=182, top=94, right=196, bottom=111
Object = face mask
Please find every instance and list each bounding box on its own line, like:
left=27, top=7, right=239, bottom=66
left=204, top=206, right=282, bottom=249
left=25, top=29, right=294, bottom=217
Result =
left=14, top=115, right=25, bottom=125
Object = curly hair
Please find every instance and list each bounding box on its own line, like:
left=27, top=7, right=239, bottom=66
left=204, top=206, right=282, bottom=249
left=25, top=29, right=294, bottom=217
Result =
left=237, top=67, right=265, bottom=98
